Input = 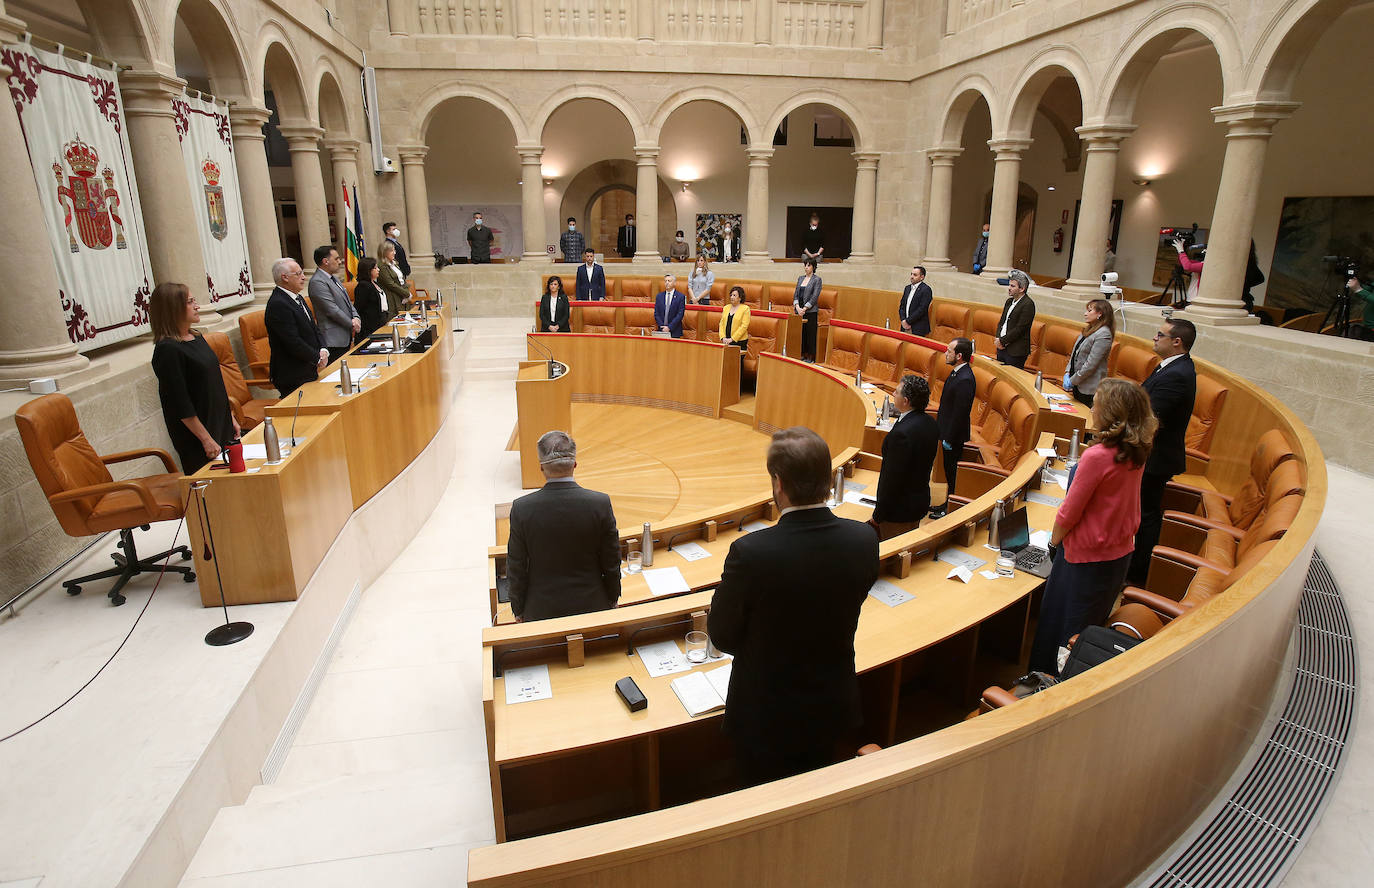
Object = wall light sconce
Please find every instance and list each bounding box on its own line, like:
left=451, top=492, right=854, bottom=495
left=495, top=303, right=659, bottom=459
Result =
left=681, top=180, right=692, bottom=193
left=543, top=177, right=554, bottom=186
left=1132, top=177, right=1152, bottom=186
left=1046, top=184, right=1056, bottom=192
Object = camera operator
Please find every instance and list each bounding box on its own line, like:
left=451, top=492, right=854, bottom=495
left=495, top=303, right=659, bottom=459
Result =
left=1174, top=237, right=1204, bottom=305
left=1349, top=275, right=1374, bottom=339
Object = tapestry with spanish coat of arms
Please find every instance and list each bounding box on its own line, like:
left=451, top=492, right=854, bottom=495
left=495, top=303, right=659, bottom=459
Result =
left=2, top=42, right=154, bottom=351
left=172, top=91, right=252, bottom=310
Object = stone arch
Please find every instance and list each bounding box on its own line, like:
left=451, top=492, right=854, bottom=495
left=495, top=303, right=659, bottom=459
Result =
left=257, top=28, right=311, bottom=123
left=75, top=0, right=155, bottom=65
left=314, top=64, right=354, bottom=137
left=1098, top=5, right=1242, bottom=121
left=412, top=82, right=530, bottom=145
left=533, top=85, right=646, bottom=145
left=649, top=87, right=763, bottom=146
left=936, top=75, right=1002, bottom=146
left=763, top=90, right=870, bottom=152
left=1004, top=47, right=1093, bottom=136
left=561, top=160, right=677, bottom=255
left=1248, top=0, right=1356, bottom=99
left=167, top=0, right=251, bottom=100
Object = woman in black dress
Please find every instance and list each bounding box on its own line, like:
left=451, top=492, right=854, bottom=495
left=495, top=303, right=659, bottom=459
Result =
left=150, top=282, right=238, bottom=474
left=353, top=256, right=390, bottom=336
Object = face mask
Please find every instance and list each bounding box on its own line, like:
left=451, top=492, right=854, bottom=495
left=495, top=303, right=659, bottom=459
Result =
left=389, top=229, right=400, bottom=238
left=475, top=220, right=483, bottom=227
left=810, top=224, right=817, bottom=230
left=568, top=225, right=576, bottom=231
left=724, top=228, right=732, bottom=234
left=982, top=231, right=989, bottom=238
left=627, top=220, right=634, bottom=226
left=676, top=236, right=684, bottom=242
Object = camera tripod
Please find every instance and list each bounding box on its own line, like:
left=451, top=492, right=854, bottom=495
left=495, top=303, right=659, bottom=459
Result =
left=1320, top=286, right=1353, bottom=338
left=1158, top=262, right=1190, bottom=309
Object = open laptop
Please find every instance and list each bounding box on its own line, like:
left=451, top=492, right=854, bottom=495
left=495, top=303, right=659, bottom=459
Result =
left=995, top=506, right=1054, bottom=579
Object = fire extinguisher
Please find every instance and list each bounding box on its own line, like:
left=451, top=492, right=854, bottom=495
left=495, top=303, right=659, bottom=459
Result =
left=1052, top=227, right=1065, bottom=253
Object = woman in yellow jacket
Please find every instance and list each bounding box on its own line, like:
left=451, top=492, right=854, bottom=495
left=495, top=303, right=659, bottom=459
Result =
left=718, top=286, right=751, bottom=355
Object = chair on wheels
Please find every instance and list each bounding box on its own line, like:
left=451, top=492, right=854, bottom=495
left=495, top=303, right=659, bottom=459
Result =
left=14, top=394, right=195, bottom=606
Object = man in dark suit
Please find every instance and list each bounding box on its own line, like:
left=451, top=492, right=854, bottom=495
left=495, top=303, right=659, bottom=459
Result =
left=899, top=265, right=933, bottom=336
left=507, top=430, right=621, bottom=622
left=994, top=269, right=1036, bottom=369
left=575, top=248, right=606, bottom=301
left=709, top=426, right=879, bottom=785
left=616, top=214, right=636, bottom=258
left=1128, top=318, right=1198, bottom=585
left=539, top=281, right=569, bottom=332
left=930, top=337, right=975, bottom=518
left=714, top=221, right=741, bottom=263
left=466, top=211, right=494, bottom=264
left=264, top=258, right=328, bottom=397
left=871, top=375, right=939, bottom=540
left=307, top=246, right=360, bottom=363
left=382, top=222, right=410, bottom=278
left=654, top=274, right=685, bottom=338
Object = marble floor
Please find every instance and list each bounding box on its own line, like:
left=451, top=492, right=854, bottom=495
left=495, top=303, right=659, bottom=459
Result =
left=23, top=314, right=1363, bottom=887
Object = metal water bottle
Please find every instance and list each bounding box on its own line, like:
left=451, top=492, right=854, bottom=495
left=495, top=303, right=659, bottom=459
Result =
left=262, top=417, right=282, bottom=464
left=1068, top=429, right=1081, bottom=463
left=1034, top=370, right=1044, bottom=393
left=640, top=522, right=654, bottom=568
left=988, top=498, right=1006, bottom=549
left=828, top=467, right=845, bottom=508
left=339, top=360, right=353, bottom=395
left=392, top=324, right=403, bottom=352
left=855, top=366, right=862, bottom=387
left=885, top=318, right=891, bottom=329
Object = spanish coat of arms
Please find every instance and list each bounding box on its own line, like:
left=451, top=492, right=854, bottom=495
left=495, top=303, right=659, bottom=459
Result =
left=51, top=136, right=127, bottom=253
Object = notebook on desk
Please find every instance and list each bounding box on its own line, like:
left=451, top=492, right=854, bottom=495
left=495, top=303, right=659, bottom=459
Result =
left=997, top=506, right=1053, bottom=579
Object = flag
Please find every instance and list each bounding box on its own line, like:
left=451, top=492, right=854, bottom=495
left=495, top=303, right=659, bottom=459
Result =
left=353, top=185, right=366, bottom=261
left=343, top=181, right=362, bottom=281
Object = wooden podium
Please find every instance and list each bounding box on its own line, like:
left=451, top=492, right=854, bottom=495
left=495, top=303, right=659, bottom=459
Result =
left=516, top=360, right=572, bottom=488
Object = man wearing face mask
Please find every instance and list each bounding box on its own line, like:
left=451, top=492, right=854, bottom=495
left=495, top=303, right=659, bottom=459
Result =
left=616, top=214, right=636, bottom=259
left=972, top=222, right=989, bottom=274
left=801, top=212, right=825, bottom=262
left=560, top=216, right=585, bottom=263
left=383, top=221, right=411, bottom=278
left=715, top=219, right=741, bottom=263
left=669, top=229, right=690, bottom=261
left=466, top=211, right=494, bottom=264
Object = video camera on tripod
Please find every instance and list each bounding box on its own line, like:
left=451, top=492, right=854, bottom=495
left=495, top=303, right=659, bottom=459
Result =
left=1160, top=226, right=1206, bottom=258
left=1320, top=255, right=1363, bottom=337
left=1324, top=255, right=1361, bottom=281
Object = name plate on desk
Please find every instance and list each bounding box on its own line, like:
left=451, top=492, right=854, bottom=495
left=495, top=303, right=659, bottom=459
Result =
left=504, top=664, right=553, bottom=704
left=869, top=580, right=914, bottom=607
left=937, top=549, right=987, bottom=572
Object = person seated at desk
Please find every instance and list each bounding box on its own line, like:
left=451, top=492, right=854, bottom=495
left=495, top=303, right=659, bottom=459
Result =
left=870, top=375, right=938, bottom=541
left=149, top=281, right=239, bottom=474
left=655, top=274, right=685, bottom=338
left=708, top=427, right=880, bottom=785
left=507, top=430, right=621, bottom=622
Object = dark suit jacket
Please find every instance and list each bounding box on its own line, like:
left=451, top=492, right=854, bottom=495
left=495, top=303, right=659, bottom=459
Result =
left=874, top=411, right=939, bottom=523
left=264, top=286, right=323, bottom=395
left=1143, top=354, right=1197, bottom=477
left=354, top=279, right=390, bottom=336
left=900, top=281, right=932, bottom=336
left=539, top=293, right=570, bottom=332
left=386, top=237, right=411, bottom=277
left=617, top=224, right=637, bottom=258
left=575, top=263, right=606, bottom=301
left=708, top=508, right=879, bottom=751
left=654, top=290, right=685, bottom=337
left=996, top=295, right=1036, bottom=359
left=936, top=362, right=976, bottom=445
left=714, top=232, right=741, bottom=262
left=507, top=479, right=621, bottom=621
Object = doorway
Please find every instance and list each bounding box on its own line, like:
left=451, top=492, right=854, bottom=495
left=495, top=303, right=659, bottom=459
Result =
left=589, top=187, right=636, bottom=258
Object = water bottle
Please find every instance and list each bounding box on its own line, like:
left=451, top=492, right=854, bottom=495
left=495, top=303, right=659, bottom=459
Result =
left=1034, top=370, right=1043, bottom=393
left=339, top=360, right=353, bottom=395
left=989, top=499, right=1005, bottom=549
left=640, top=522, right=654, bottom=568
left=392, top=324, right=402, bottom=353
left=855, top=366, right=862, bottom=387
left=827, top=467, right=844, bottom=508
left=884, top=318, right=890, bottom=329
left=263, top=417, right=282, bottom=465
left=1068, top=429, right=1081, bottom=466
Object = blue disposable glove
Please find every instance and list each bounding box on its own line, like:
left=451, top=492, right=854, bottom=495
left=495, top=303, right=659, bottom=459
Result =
left=1062, top=371, right=1072, bottom=389
left=972, top=264, right=982, bottom=274
left=942, top=440, right=953, bottom=451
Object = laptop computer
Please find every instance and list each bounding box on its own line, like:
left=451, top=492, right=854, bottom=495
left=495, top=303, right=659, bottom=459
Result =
left=995, top=506, right=1054, bottom=579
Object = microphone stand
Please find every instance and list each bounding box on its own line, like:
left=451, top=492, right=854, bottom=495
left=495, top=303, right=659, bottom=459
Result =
left=289, top=389, right=303, bottom=448
left=192, top=480, right=254, bottom=646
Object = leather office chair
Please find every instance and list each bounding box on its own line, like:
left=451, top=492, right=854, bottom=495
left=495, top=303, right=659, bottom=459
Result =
left=1036, top=324, right=1079, bottom=381
left=970, top=309, right=999, bottom=357
left=15, top=394, right=195, bottom=606
left=1184, top=375, right=1229, bottom=470
left=1165, top=428, right=1295, bottom=523
left=238, top=310, right=273, bottom=385
left=1024, top=321, right=1046, bottom=371
left=826, top=326, right=864, bottom=374
left=620, top=278, right=654, bottom=302
left=1111, top=344, right=1160, bottom=384
left=864, top=335, right=902, bottom=388
left=407, top=279, right=431, bottom=305
left=623, top=305, right=656, bottom=336
left=580, top=305, right=616, bottom=334
left=206, top=332, right=276, bottom=430
left=928, top=303, right=969, bottom=344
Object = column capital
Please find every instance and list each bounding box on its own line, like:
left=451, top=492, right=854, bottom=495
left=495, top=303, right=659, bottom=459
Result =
left=1075, top=123, right=1136, bottom=147
left=851, top=151, right=881, bottom=169
left=277, top=124, right=325, bottom=150
left=633, top=144, right=660, bottom=162
left=228, top=104, right=272, bottom=138
left=1211, top=101, right=1300, bottom=136
left=395, top=143, right=429, bottom=163
left=324, top=137, right=361, bottom=163
left=119, top=69, right=187, bottom=117
left=516, top=143, right=544, bottom=163
left=987, top=137, right=1032, bottom=158
left=926, top=145, right=964, bottom=164
left=745, top=146, right=775, bottom=164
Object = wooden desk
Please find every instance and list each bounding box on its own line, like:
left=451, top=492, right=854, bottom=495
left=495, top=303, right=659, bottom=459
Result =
left=181, top=413, right=352, bottom=606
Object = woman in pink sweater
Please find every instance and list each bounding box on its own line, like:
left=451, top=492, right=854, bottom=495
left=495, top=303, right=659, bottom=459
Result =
left=1028, top=378, right=1159, bottom=674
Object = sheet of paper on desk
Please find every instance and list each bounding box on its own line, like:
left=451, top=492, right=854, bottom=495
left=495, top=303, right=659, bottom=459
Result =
left=844, top=480, right=867, bottom=493
left=1049, top=402, right=1078, bottom=413
left=843, top=490, right=877, bottom=508
left=671, top=542, right=711, bottom=562
left=741, top=520, right=772, bottom=533
left=705, top=662, right=732, bottom=699
left=861, top=383, right=877, bottom=393
left=869, top=579, right=914, bottom=607
left=636, top=640, right=690, bottom=677
left=671, top=671, right=727, bottom=717
left=937, top=549, right=987, bottom=571
left=1045, top=393, right=1071, bottom=403
left=1030, top=530, right=1052, bottom=549
left=504, top=664, right=552, bottom=704
left=980, top=570, right=1002, bottom=580
left=642, top=567, right=690, bottom=597
left=1027, top=490, right=1063, bottom=507
left=947, top=565, right=973, bottom=583
left=1036, top=447, right=1059, bottom=458
left=240, top=438, right=306, bottom=461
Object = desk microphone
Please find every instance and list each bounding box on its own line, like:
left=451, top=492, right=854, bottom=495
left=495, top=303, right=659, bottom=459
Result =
left=290, top=390, right=303, bottom=446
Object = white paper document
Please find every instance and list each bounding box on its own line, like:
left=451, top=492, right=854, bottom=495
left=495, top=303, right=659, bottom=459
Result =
left=741, top=520, right=772, bottom=533
left=636, top=640, right=690, bottom=677
left=869, top=579, right=914, bottom=607
left=937, top=549, right=987, bottom=572
left=844, top=480, right=867, bottom=493
left=980, top=570, right=1002, bottom=580
left=671, top=542, right=711, bottom=562
left=641, top=567, right=690, bottom=598
left=1030, top=530, right=1053, bottom=549
left=946, top=565, right=973, bottom=583
left=843, top=490, right=877, bottom=508
left=240, top=437, right=306, bottom=461
left=1045, top=393, right=1071, bottom=403
left=504, top=664, right=552, bottom=704
left=860, top=383, right=878, bottom=393
left=1036, top=447, right=1059, bottom=458
left=671, top=664, right=732, bottom=717
left=1026, top=490, right=1063, bottom=507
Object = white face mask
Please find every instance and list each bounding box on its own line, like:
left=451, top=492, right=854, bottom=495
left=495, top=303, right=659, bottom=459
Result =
left=809, top=224, right=818, bottom=230
left=724, top=228, right=731, bottom=234
left=474, top=219, right=483, bottom=227
left=389, top=229, right=400, bottom=238
left=676, top=236, right=684, bottom=242
left=568, top=224, right=576, bottom=231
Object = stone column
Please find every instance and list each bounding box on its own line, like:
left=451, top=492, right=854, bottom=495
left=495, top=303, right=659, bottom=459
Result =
left=229, top=105, right=281, bottom=303
left=1183, top=102, right=1299, bottom=325
left=517, top=144, right=547, bottom=261
left=985, top=137, right=1031, bottom=273
left=865, top=0, right=885, bottom=49
left=754, top=0, right=772, bottom=45
left=744, top=147, right=773, bottom=260
left=1062, top=124, right=1135, bottom=298
left=121, top=70, right=219, bottom=323
left=637, top=0, right=655, bottom=40
left=396, top=144, right=434, bottom=265
left=278, top=124, right=330, bottom=271
left=386, top=0, right=410, bottom=35
left=0, top=31, right=90, bottom=383
left=847, top=152, right=880, bottom=263
left=633, top=145, right=660, bottom=263
left=514, top=0, right=535, bottom=38
left=326, top=138, right=361, bottom=263
left=922, top=147, right=962, bottom=270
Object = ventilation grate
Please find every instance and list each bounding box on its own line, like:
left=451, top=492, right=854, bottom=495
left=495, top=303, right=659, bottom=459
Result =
left=1144, top=551, right=1357, bottom=888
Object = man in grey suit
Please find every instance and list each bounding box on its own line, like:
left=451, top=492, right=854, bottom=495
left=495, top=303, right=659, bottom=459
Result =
left=308, top=245, right=360, bottom=363
left=507, top=431, right=622, bottom=622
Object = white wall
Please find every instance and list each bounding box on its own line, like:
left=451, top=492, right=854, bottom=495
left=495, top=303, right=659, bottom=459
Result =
left=766, top=105, right=858, bottom=257
left=659, top=102, right=748, bottom=248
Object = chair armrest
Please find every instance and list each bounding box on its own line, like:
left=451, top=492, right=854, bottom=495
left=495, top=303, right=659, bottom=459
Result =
left=1151, top=545, right=1231, bottom=576
left=101, top=448, right=177, bottom=473
left=244, top=375, right=274, bottom=389
left=49, top=478, right=161, bottom=514
left=981, top=686, right=1019, bottom=709
left=1161, top=480, right=1208, bottom=514
left=1163, top=510, right=1245, bottom=540
left=1185, top=447, right=1210, bottom=462
left=1122, top=587, right=1190, bottom=620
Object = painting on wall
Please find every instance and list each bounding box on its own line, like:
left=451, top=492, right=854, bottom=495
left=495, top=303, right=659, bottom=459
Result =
left=1268, top=196, right=1374, bottom=314
left=695, top=213, right=741, bottom=260
left=429, top=204, right=522, bottom=261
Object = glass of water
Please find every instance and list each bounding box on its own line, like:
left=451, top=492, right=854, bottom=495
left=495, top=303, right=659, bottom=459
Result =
left=626, top=550, right=643, bottom=573
left=685, top=631, right=709, bottom=664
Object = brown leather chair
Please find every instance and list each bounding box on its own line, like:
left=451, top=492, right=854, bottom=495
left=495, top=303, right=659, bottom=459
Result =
left=580, top=305, right=617, bottom=334
left=238, top=311, right=273, bottom=386
left=345, top=280, right=358, bottom=303
left=928, top=302, right=969, bottom=344
left=816, top=287, right=839, bottom=325
left=406, top=279, right=430, bottom=306
left=969, top=364, right=999, bottom=431
left=1166, top=428, right=1295, bottom=525
left=864, top=335, right=903, bottom=388
left=206, top=332, right=276, bottom=430
left=624, top=305, right=656, bottom=335
left=620, top=278, right=654, bottom=302
left=740, top=283, right=767, bottom=310
left=970, top=309, right=1000, bottom=357
left=1111, top=343, right=1160, bottom=384
left=682, top=306, right=703, bottom=340
left=1036, top=324, right=1079, bottom=381
left=744, top=316, right=781, bottom=381
left=1184, top=374, right=1229, bottom=468
left=1024, top=321, right=1046, bottom=371
left=827, top=326, right=864, bottom=374
left=14, top=394, right=195, bottom=606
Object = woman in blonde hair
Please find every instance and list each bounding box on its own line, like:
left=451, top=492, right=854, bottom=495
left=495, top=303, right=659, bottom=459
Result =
left=1063, top=298, right=1115, bottom=407
left=1028, top=377, right=1157, bottom=674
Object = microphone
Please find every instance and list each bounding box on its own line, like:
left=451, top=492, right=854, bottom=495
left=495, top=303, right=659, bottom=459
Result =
left=527, top=332, right=557, bottom=379
left=290, top=390, right=303, bottom=446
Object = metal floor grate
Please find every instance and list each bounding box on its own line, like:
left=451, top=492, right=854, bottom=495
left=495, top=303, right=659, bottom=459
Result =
left=1144, top=551, right=1358, bottom=888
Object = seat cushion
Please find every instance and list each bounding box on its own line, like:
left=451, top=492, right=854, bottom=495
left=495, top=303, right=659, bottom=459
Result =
left=828, top=326, right=864, bottom=373
left=865, top=336, right=902, bottom=385
left=929, top=303, right=969, bottom=344
left=1186, top=375, right=1229, bottom=457
left=970, top=309, right=1000, bottom=358
left=86, top=473, right=186, bottom=533
left=620, top=278, right=654, bottom=301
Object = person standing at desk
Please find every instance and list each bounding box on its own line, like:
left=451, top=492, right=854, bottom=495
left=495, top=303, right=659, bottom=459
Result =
left=930, top=337, right=974, bottom=518
left=149, top=282, right=239, bottom=474
left=264, top=257, right=328, bottom=397
left=793, top=257, right=822, bottom=362
left=616, top=213, right=636, bottom=259
left=377, top=241, right=411, bottom=316
left=994, top=269, right=1035, bottom=369
left=575, top=249, right=606, bottom=301
left=899, top=265, right=932, bottom=336
left=655, top=274, right=685, bottom=338
left=1064, top=298, right=1115, bottom=408
left=507, top=431, right=621, bottom=622
left=539, top=276, right=569, bottom=332
left=308, top=245, right=361, bottom=364
left=871, top=375, right=938, bottom=540
left=688, top=256, right=714, bottom=304
left=719, top=286, right=751, bottom=368
left=709, top=426, right=879, bottom=785
left=352, top=257, right=390, bottom=337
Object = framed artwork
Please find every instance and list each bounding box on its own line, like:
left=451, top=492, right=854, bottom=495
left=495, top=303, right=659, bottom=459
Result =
left=1268, top=196, right=1374, bottom=313
left=695, top=213, right=741, bottom=260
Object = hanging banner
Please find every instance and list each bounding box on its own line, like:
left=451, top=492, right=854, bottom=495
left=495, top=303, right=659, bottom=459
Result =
left=172, top=92, right=252, bottom=309
left=2, top=43, right=154, bottom=350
